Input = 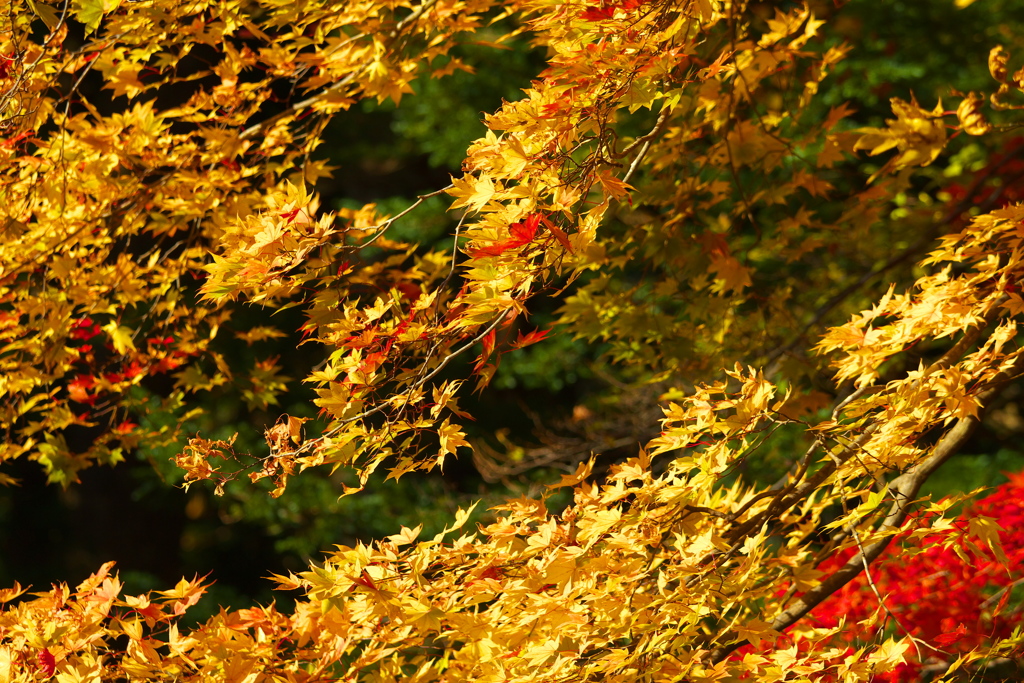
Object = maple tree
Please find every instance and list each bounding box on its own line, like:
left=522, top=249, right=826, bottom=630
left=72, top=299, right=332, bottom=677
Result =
left=3, top=0, right=1024, bottom=680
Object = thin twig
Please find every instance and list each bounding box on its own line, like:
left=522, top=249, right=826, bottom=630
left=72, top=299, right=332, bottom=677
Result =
left=621, top=107, right=672, bottom=185
left=849, top=522, right=932, bottom=658
left=352, top=184, right=453, bottom=250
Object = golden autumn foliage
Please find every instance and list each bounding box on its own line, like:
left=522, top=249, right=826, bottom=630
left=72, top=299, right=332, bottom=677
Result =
left=3, top=0, right=1024, bottom=681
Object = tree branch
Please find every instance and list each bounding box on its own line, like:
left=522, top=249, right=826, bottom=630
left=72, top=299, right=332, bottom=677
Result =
left=705, top=352, right=1024, bottom=665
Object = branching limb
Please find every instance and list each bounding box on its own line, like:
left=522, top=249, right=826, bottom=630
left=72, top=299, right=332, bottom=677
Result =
left=705, top=351, right=1024, bottom=665
left=620, top=106, right=672, bottom=185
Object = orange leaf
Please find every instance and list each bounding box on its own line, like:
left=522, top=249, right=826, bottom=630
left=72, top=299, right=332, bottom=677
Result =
left=511, top=328, right=551, bottom=349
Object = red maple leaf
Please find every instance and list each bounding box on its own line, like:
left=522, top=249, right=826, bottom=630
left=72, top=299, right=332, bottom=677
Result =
left=580, top=5, right=617, bottom=21
left=351, top=570, right=378, bottom=591
left=474, top=328, right=498, bottom=372
left=113, top=420, right=138, bottom=434
left=509, top=213, right=541, bottom=242
left=68, top=374, right=97, bottom=405
left=69, top=318, right=101, bottom=341
left=479, top=566, right=504, bottom=581
left=123, top=360, right=145, bottom=380
left=933, top=623, right=968, bottom=647
left=37, top=648, right=55, bottom=677
left=470, top=214, right=543, bottom=258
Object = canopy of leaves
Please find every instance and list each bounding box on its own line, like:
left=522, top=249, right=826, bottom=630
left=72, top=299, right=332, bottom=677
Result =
left=2, top=0, right=1024, bottom=680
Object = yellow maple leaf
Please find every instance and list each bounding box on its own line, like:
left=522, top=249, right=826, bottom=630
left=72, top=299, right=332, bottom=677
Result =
left=437, top=418, right=469, bottom=467
left=448, top=174, right=496, bottom=213
left=102, top=322, right=137, bottom=355
left=854, top=97, right=947, bottom=180
left=968, top=515, right=1008, bottom=565
left=869, top=638, right=910, bottom=673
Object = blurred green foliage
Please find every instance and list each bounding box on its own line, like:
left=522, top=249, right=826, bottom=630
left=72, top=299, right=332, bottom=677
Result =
left=818, top=0, right=1024, bottom=119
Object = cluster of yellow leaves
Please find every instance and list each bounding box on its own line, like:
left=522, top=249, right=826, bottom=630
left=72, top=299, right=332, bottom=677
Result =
left=854, top=98, right=947, bottom=180
left=172, top=0, right=761, bottom=489
left=0, top=0, right=504, bottom=486
left=3, top=0, right=1005, bottom=494
left=556, top=4, right=863, bottom=381
left=820, top=203, right=1024, bottom=394
left=5, top=0, right=1024, bottom=680
left=2, top=357, right=1017, bottom=681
